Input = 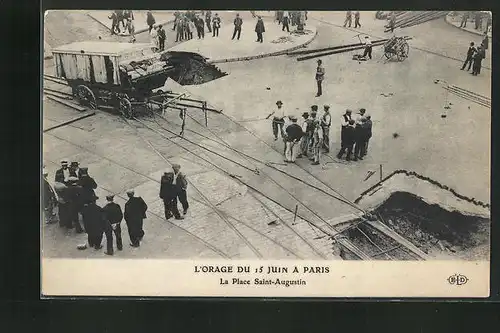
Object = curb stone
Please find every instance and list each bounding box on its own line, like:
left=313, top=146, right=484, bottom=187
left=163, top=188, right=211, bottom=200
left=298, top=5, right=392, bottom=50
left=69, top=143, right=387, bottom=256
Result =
left=443, top=14, right=492, bottom=38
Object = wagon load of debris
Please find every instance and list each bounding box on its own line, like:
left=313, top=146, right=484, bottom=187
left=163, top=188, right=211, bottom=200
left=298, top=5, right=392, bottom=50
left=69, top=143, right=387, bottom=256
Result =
left=160, top=51, right=227, bottom=85
left=333, top=171, right=490, bottom=261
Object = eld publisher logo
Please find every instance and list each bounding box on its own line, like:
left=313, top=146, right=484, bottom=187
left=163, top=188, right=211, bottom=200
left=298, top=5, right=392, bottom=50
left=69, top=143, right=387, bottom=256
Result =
left=448, top=274, right=469, bottom=286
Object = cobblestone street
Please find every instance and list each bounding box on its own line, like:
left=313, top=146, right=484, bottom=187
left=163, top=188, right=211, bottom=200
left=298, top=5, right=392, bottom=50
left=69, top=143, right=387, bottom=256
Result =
left=43, top=11, right=490, bottom=261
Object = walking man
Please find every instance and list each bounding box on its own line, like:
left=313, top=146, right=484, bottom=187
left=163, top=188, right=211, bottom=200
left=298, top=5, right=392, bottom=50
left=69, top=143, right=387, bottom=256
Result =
left=315, top=59, right=325, bottom=97
left=459, top=12, right=469, bottom=28
left=284, top=116, right=303, bottom=163
left=212, top=13, right=221, bottom=37
left=124, top=190, right=148, bottom=247
left=354, top=11, right=361, bottom=28
left=147, top=10, right=156, bottom=33
left=282, top=11, right=290, bottom=32
left=267, top=100, right=286, bottom=141
left=461, top=42, right=476, bottom=71
left=321, top=105, right=331, bottom=153
left=232, top=13, right=243, bottom=40
left=172, top=164, right=189, bottom=215
left=108, top=11, right=120, bottom=34
left=389, top=12, right=396, bottom=33
left=160, top=172, right=183, bottom=220
left=255, top=16, right=265, bottom=43
left=344, top=11, right=352, bottom=27
left=205, top=10, right=212, bottom=33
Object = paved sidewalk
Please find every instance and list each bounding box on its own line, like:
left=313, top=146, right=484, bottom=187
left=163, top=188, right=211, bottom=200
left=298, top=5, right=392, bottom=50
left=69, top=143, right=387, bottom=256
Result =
left=167, top=13, right=317, bottom=63
left=445, top=13, right=492, bottom=38
left=87, top=10, right=176, bottom=36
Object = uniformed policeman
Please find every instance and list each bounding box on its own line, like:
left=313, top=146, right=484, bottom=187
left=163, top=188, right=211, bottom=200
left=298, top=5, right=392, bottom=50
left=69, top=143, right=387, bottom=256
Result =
left=321, top=105, right=332, bottom=153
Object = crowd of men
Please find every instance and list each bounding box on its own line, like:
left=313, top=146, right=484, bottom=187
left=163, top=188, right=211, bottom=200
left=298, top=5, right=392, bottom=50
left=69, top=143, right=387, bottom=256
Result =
left=43, top=160, right=190, bottom=256
left=268, top=100, right=373, bottom=165
left=460, top=34, right=489, bottom=76
left=458, top=11, right=492, bottom=34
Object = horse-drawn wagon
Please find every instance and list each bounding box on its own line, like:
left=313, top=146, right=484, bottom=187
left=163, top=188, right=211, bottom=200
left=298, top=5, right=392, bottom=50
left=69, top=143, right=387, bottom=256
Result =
left=51, top=41, right=175, bottom=117
left=383, top=36, right=409, bottom=61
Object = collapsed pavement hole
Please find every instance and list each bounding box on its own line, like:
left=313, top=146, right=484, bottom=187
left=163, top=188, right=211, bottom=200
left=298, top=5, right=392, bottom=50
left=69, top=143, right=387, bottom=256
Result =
left=335, top=192, right=490, bottom=261
left=160, top=51, right=228, bottom=86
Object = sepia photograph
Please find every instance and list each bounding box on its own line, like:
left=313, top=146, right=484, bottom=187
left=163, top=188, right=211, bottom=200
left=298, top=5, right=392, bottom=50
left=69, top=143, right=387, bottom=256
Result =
left=42, top=10, right=491, bottom=297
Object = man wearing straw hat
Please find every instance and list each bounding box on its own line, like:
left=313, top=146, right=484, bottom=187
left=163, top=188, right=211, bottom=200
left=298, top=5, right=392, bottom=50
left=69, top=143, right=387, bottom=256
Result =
left=267, top=100, right=287, bottom=141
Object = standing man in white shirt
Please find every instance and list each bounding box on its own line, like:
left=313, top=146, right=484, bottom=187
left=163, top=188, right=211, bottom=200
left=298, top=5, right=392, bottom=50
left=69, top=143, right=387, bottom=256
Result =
left=267, top=100, right=286, bottom=141
left=362, top=36, right=372, bottom=60
left=55, top=159, right=71, bottom=184
left=321, top=105, right=332, bottom=153
left=355, top=108, right=366, bottom=124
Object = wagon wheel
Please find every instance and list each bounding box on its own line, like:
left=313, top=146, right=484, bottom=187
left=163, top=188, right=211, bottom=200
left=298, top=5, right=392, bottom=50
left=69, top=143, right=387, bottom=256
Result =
left=75, top=85, right=97, bottom=109
left=397, top=43, right=410, bottom=61
left=119, top=97, right=133, bottom=119
left=384, top=51, right=393, bottom=59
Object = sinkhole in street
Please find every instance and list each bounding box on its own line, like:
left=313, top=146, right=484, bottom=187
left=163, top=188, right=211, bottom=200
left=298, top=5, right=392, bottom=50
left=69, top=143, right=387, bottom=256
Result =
left=160, top=51, right=228, bottom=86
left=333, top=173, right=490, bottom=261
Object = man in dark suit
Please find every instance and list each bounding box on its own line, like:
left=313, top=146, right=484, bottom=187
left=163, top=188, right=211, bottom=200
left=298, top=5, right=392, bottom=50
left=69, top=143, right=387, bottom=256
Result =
left=55, top=159, right=70, bottom=184
left=78, top=195, right=106, bottom=251
left=172, top=164, right=189, bottom=215
left=337, top=120, right=356, bottom=161
left=461, top=42, right=477, bottom=71
left=124, top=190, right=148, bottom=247
left=103, top=195, right=124, bottom=255
left=232, top=13, right=243, bottom=40
left=66, top=177, right=85, bottom=233
left=160, top=172, right=183, bottom=220
left=69, top=161, right=84, bottom=179
left=78, top=168, right=98, bottom=206
left=255, top=16, right=265, bottom=43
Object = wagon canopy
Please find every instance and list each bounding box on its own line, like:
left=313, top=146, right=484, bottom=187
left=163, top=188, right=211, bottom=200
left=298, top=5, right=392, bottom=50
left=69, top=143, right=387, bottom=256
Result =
left=51, top=41, right=153, bottom=85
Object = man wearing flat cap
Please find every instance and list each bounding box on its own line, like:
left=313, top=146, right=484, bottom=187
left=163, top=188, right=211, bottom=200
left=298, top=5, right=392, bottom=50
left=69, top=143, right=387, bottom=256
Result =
left=55, top=159, right=70, bottom=184
left=124, top=189, right=148, bottom=247
left=103, top=195, right=124, bottom=255
left=321, top=105, right=332, bottom=153
left=267, top=100, right=287, bottom=141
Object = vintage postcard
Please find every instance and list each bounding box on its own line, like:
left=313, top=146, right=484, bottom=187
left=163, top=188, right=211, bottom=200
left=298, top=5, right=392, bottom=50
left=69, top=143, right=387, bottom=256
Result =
left=42, top=10, right=491, bottom=297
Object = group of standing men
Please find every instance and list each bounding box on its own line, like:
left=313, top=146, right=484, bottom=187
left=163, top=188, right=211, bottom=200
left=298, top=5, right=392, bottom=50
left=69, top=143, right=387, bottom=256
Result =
left=460, top=34, right=488, bottom=76
left=268, top=101, right=373, bottom=165
left=44, top=159, right=149, bottom=255
left=108, top=10, right=135, bottom=38
left=343, top=11, right=362, bottom=28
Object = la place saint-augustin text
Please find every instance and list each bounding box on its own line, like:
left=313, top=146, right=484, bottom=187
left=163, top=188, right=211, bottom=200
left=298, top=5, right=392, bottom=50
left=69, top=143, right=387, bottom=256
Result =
left=194, top=265, right=330, bottom=286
